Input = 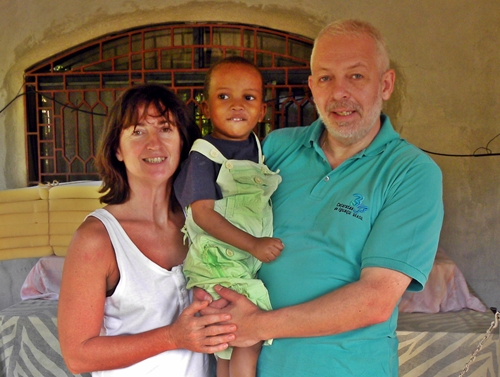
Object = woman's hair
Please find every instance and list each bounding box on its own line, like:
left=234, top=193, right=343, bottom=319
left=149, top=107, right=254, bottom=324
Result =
left=203, top=56, right=265, bottom=100
left=96, top=84, right=201, bottom=205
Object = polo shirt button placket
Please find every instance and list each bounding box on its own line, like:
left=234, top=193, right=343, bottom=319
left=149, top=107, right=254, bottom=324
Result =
left=324, top=176, right=330, bottom=182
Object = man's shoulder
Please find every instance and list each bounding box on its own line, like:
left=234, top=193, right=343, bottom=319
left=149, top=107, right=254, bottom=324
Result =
left=265, top=122, right=319, bottom=149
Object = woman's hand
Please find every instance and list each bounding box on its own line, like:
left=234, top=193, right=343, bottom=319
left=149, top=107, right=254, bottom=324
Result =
left=193, top=287, right=230, bottom=313
left=167, top=299, right=236, bottom=354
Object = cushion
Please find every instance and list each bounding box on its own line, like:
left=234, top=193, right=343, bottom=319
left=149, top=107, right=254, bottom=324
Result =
left=399, top=249, right=487, bottom=313
left=20, top=255, right=65, bottom=300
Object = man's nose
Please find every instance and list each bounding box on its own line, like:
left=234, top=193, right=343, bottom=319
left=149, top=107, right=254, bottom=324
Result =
left=331, top=79, right=351, bottom=101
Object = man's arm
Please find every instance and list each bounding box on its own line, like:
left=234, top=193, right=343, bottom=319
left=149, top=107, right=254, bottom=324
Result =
left=207, top=266, right=411, bottom=347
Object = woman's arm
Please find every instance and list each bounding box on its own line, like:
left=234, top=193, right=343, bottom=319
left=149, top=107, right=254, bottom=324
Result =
left=191, top=199, right=283, bottom=262
left=58, top=217, right=235, bottom=374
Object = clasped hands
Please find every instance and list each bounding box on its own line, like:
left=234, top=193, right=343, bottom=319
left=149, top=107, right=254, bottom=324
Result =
left=194, top=285, right=264, bottom=349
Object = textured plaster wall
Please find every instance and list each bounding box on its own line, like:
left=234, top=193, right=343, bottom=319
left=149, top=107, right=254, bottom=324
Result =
left=0, top=0, right=499, bottom=307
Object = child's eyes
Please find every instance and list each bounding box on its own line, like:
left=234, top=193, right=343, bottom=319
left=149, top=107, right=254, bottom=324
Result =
left=218, top=94, right=229, bottom=100
left=245, top=95, right=256, bottom=101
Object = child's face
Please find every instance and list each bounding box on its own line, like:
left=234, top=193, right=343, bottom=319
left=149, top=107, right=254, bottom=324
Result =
left=202, top=63, right=266, bottom=141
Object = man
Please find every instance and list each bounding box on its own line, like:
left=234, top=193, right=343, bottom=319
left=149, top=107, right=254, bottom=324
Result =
left=208, top=19, right=444, bottom=376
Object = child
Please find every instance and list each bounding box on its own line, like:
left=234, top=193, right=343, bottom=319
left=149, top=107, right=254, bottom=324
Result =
left=174, top=56, right=283, bottom=377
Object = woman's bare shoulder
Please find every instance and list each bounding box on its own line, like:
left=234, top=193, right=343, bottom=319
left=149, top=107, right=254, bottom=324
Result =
left=67, top=213, right=114, bottom=262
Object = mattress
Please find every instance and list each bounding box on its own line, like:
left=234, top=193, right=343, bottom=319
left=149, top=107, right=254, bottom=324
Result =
left=1, top=300, right=498, bottom=377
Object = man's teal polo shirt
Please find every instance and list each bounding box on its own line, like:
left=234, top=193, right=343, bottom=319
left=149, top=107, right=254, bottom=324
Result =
left=258, top=115, right=444, bottom=377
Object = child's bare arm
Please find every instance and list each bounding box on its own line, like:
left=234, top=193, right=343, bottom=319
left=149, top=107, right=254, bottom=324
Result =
left=191, top=199, right=283, bottom=262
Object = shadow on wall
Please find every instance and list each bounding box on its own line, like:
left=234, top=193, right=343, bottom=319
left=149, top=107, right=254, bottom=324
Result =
left=384, top=60, right=407, bottom=133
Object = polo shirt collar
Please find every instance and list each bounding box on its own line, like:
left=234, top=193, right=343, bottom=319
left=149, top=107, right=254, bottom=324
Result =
left=305, top=114, right=400, bottom=157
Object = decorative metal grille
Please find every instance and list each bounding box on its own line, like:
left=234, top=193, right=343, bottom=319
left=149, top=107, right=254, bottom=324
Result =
left=25, top=23, right=316, bottom=185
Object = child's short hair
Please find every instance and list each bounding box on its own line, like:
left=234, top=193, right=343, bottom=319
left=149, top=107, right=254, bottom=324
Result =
left=203, top=56, right=265, bottom=100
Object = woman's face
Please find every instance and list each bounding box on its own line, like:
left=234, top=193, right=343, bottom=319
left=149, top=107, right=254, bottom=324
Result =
left=115, top=104, right=183, bottom=187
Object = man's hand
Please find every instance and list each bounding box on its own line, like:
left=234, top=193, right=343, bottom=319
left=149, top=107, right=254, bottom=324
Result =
left=211, top=285, right=265, bottom=348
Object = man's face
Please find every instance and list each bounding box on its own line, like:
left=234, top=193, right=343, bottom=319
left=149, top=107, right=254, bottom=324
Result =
left=308, top=33, right=395, bottom=146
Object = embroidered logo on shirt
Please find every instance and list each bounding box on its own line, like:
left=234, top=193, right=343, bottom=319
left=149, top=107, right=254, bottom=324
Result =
left=333, top=194, right=369, bottom=220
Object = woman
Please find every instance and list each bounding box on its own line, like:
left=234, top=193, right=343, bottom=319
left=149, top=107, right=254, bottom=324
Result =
left=58, top=84, right=235, bottom=377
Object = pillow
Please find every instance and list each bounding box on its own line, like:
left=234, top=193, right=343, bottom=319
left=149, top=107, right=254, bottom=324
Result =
left=399, top=249, right=487, bottom=313
left=20, top=255, right=65, bottom=300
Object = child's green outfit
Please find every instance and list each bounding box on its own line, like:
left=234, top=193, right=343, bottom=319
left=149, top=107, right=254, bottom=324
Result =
left=180, top=135, right=281, bottom=359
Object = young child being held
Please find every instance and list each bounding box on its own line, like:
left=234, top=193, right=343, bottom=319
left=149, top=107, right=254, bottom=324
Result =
left=174, top=56, right=283, bottom=377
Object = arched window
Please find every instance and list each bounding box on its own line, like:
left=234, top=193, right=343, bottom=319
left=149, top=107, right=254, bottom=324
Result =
left=25, top=23, right=316, bottom=185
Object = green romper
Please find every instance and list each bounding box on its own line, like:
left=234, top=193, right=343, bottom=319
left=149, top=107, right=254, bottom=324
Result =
left=182, top=137, right=281, bottom=359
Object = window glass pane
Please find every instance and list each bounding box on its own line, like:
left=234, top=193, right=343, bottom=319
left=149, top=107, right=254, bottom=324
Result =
left=276, top=57, right=308, bottom=68
left=78, top=103, right=91, bottom=160
left=262, top=69, right=285, bottom=85
left=41, top=158, right=54, bottom=173
left=63, top=103, right=78, bottom=161
left=288, top=39, right=312, bottom=61
left=174, top=72, right=205, bottom=86
left=213, top=28, right=241, bottom=47
left=198, top=48, right=223, bottom=67
left=55, top=117, right=63, bottom=149
left=174, top=28, right=194, bottom=46
left=131, top=33, right=143, bottom=52
left=144, top=51, right=158, bottom=70
left=257, top=32, right=286, bottom=55
left=54, top=45, right=100, bottom=72
left=39, top=124, right=53, bottom=141
left=256, top=53, right=273, bottom=68
left=243, top=29, right=255, bottom=49
left=67, top=75, right=100, bottom=89
left=145, top=29, right=172, bottom=49
left=38, top=76, right=63, bottom=90
left=83, top=60, right=113, bottom=72
left=103, top=37, right=129, bottom=59
left=161, top=48, right=192, bottom=69
left=56, top=150, right=69, bottom=173
left=70, top=158, right=84, bottom=173
left=115, top=56, right=130, bottom=71
left=92, top=102, right=106, bottom=156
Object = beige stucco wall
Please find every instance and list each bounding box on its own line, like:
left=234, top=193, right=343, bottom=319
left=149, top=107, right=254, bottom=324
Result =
left=0, top=0, right=499, bottom=307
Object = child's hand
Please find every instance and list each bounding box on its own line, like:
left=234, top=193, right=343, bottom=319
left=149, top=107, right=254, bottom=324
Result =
left=249, top=237, right=284, bottom=262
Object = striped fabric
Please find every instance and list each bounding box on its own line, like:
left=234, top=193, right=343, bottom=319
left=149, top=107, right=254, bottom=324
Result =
left=398, top=310, right=499, bottom=376
left=0, top=300, right=89, bottom=377
left=0, top=300, right=498, bottom=377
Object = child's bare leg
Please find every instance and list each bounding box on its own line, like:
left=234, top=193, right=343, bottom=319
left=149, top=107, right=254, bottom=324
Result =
left=229, top=342, right=263, bottom=377
left=217, top=357, right=230, bottom=377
